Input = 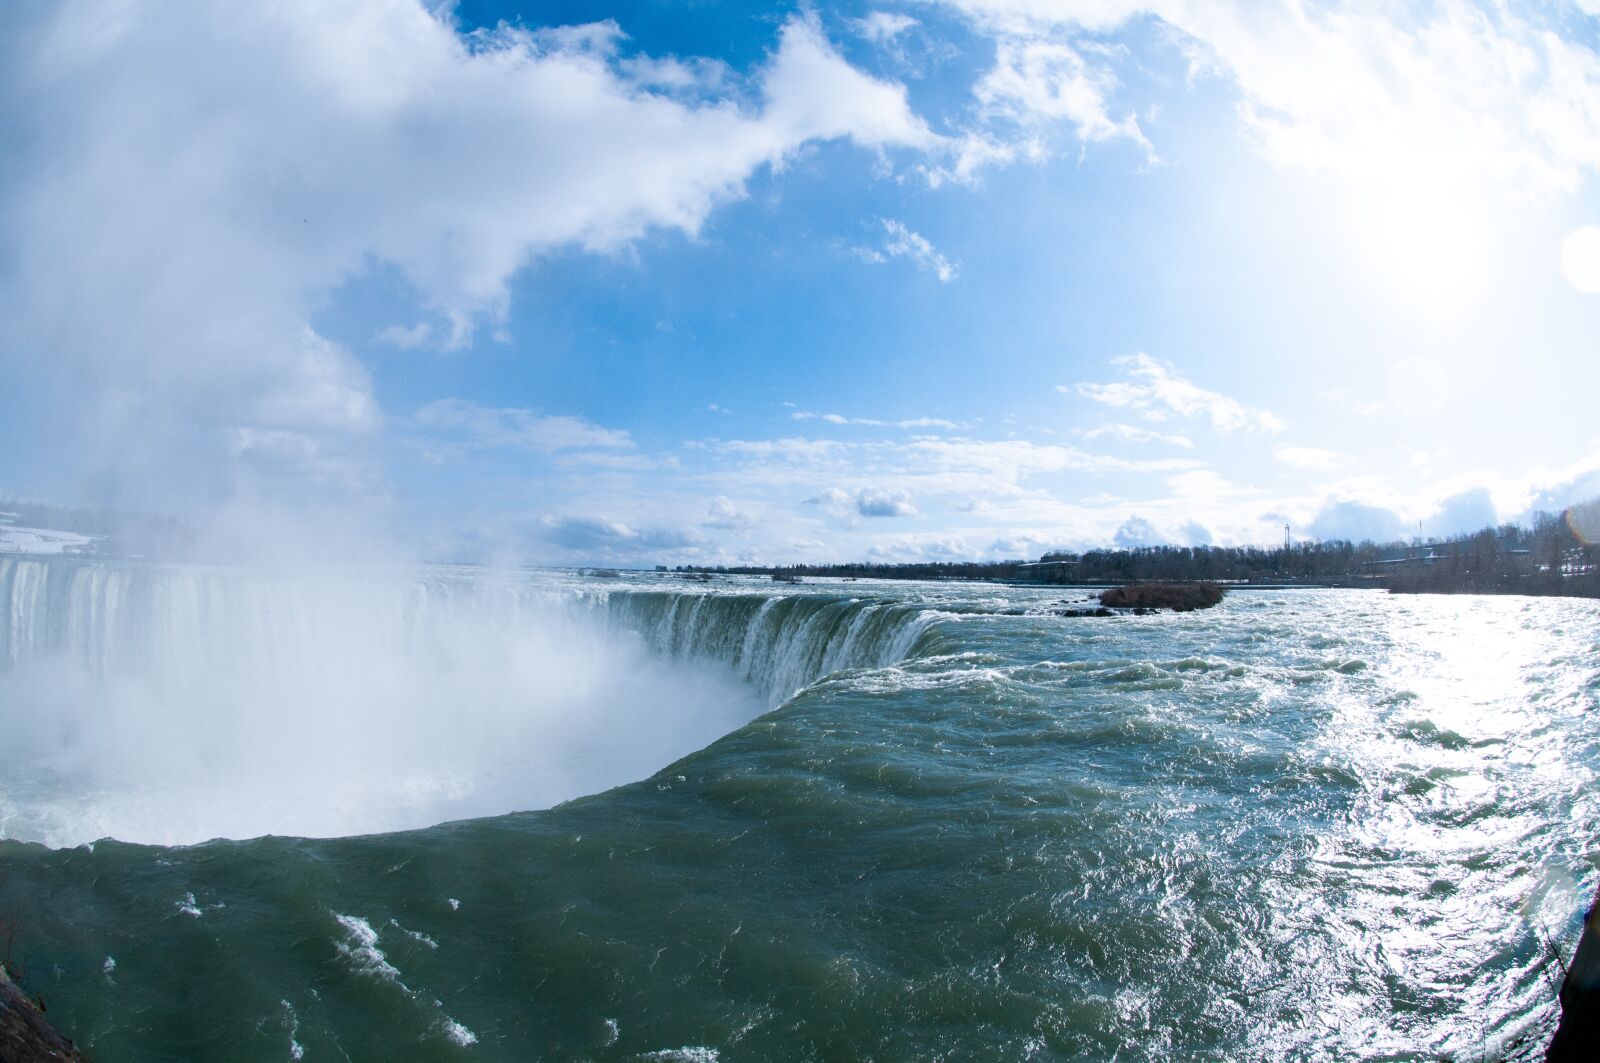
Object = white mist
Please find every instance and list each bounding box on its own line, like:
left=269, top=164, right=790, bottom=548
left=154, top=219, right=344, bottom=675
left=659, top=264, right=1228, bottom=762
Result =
left=0, top=558, right=762, bottom=847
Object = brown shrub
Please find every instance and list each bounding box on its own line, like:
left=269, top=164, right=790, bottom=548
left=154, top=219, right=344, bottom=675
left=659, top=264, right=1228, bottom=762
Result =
left=1099, top=582, right=1226, bottom=612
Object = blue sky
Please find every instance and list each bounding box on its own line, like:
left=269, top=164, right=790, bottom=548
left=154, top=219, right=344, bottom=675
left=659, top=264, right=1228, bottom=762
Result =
left=4, top=0, right=1600, bottom=564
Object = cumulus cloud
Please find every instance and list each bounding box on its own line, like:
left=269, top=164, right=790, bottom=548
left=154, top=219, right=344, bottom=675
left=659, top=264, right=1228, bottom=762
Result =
left=804, top=485, right=921, bottom=518
left=1112, top=515, right=1168, bottom=548
left=1069, top=353, right=1285, bottom=434
left=803, top=487, right=856, bottom=518
left=704, top=494, right=756, bottom=530
left=936, top=0, right=1600, bottom=198
left=855, top=486, right=922, bottom=517
left=1306, top=499, right=1410, bottom=544
left=988, top=531, right=1072, bottom=559
left=1423, top=488, right=1499, bottom=539
left=0, top=2, right=939, bottom=509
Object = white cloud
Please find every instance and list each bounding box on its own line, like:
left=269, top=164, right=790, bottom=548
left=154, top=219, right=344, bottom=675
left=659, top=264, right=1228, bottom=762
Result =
left=853, top=12, right=920, bottom=44
left=935, top=1, right=1600, bottom=200
left=1074, top=422, right=1194, bottom=448
left=0, top=3, right=939, bottom=507
left=713, top=437, right=846, bottom=463
left=1561, top=226, right=1600, bottom=293
left=791, top=410, right=968, bottom=429
left=803, top=487, right=855, bottom=517
left=1305, top=499, right=1410, bottom=544
left=803, top=485, right=921, bottom=518
left=907, top=436, right=1199, bottom=478
left=373, top=322, right=434, bottom=349
left=1274, top=446, right=1344, bottom=471
left=704, top=494, right=755, bottom=530
left=1112, top=515, right=1167, bottom=548
left=866, top=533, right=976, bottom=561
left=1069, top=353, right=1285, bottom=433
left=415, top=398, right=632, bottom=452
left=975, top=36, right=1149, bottom=151
left=855, top=218, right=959, bottom=281
left=528, top=514, right=703, bottom=559
left=855, top=486, right=922, bottom=517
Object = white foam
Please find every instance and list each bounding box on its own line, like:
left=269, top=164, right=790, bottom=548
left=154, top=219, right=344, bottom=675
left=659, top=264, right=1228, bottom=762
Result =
left=333, top=913, right=401, bottom=982
left=390, top=919, right=438, bottom=949
left=0, top=560, right=765, bottom=846
left=440, top=1017, right=478, bottom=1046
left=281, top=1000, right=305, bottom=1061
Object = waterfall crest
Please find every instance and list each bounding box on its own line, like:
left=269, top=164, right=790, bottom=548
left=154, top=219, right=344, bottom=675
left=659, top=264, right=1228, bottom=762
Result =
left=0, top=559, right=939, bottom=846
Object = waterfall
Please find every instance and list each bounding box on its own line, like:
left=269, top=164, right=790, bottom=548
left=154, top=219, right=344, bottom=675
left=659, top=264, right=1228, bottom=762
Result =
left=595, top=589, right=940, bottom=704
left=0, top=559, right=940, bottom=847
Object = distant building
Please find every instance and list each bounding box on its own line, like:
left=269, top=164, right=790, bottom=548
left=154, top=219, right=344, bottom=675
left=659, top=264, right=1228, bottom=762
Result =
left=1362, top=536, right=1533, bottom=573
left=1016, top=557, right=1079, bottom=581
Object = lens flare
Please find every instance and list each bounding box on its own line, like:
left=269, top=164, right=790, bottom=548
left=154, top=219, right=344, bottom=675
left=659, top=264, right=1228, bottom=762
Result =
left=1566, top=497, right=1600, bottom=545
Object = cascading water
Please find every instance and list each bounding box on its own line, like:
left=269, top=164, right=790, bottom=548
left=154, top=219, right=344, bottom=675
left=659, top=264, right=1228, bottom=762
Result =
left=0, top=559, right=940, bottom=847
left=593, top=589, right=943, bottom=704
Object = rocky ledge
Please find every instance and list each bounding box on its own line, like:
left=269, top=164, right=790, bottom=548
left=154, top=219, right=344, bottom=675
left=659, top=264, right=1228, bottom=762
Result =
left=0, top=963, right=84, bottom=1061
left=1549, top=882, right=1600, bottom=1060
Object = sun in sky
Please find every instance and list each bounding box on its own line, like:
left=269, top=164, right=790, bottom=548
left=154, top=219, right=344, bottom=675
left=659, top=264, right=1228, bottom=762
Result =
left=2, top=0, right=1599, bottom=564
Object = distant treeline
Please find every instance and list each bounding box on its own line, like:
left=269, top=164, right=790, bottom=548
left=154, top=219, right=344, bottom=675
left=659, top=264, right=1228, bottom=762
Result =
left=680, top=501, right=1600, bottom=599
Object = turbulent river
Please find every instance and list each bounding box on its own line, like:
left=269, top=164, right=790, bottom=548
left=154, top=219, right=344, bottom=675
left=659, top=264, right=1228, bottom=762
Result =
left=0, top=557, right=1596, bottom=1060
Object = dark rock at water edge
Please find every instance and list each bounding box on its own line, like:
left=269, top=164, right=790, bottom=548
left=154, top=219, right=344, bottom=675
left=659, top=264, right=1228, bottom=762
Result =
left=0, top=963, right=84, bottom=1061
left=1549, top=882, right=1600, bottom=1060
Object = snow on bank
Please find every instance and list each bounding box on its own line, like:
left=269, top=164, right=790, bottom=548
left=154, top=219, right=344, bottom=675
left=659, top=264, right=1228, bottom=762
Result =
left=0, top=513, right=98, bottom=555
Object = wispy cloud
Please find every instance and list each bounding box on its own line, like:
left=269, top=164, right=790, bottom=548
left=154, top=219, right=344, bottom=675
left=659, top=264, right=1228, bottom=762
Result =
left=1274, top=446, right=1345, bottom=471
left=975, top=36, right=1150, bottom=153
left=791, top=410, right=969, bottom=430
left=1074, top=423, right=1195, bottom=449
left=416, top=399, right=632, bottom=452
left=854, top=219, right=959, bottom=281
left=526, top=514, right=702, bottom=557
left=1068, top=353, right=1285, bottom=434
left=937, top=1, right=1600, bottom=195
left=852, top=12, right=919, bottom=45
left=373, top=322, right=434, bottom=350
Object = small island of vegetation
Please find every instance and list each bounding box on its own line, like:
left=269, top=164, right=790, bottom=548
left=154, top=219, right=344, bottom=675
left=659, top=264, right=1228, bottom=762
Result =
left=1100, top=582, right=1226, bottom=611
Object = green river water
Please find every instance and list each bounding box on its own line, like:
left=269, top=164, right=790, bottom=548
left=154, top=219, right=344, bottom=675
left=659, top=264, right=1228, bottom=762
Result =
left=0, top=558, right=1596, bottom=1060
